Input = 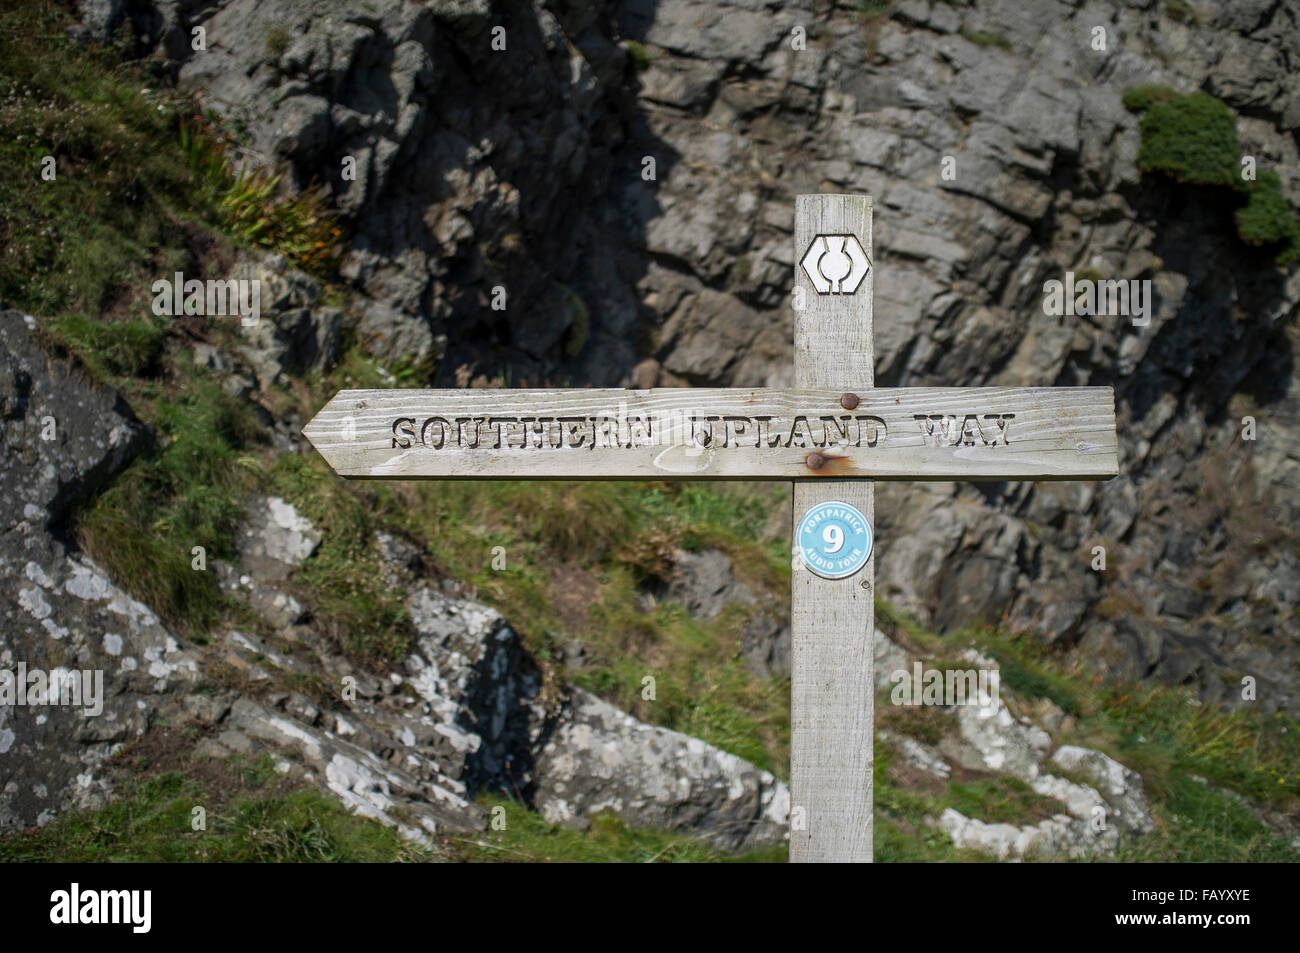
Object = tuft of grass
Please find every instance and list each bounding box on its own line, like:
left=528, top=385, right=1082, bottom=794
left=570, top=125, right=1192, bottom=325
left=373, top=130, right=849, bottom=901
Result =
left=75, top=376, right=265, bottom=635
left=855, top=0, right=892, bottom=21
left=1236, top=170, right=1300, bottom=265
left=1163, top=0, right=1199, bottom=25
left=446, top=795, right=786, bottom=862
left=1135, top=91, right=1240, bottom=189
left=1121, top=84, right=1177, bottom=112
left=623, top=40, right=653, bottom=72
left=47, top=313, right=166, bottom=379
left=0, top=771, right=426, bottom=862
left=960, top=31, right=1013, bottom=51
left=181, top=115, right=343, bottom=277
left=1127, top=89, right=1299, bottom=269
left=560, top=282, right=589, bottom=358
left=265, top=26, right=292, bottom=59
left=943, top=777, right=1062, bottom=825
left=271, top=453, right=415, bottom=665
left=0, top=2, right=194, bottom=319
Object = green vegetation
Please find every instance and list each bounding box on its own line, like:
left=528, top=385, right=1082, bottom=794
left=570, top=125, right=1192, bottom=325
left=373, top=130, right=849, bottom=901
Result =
left=1117, top=774, right=1296, bottom=862
left=960, top=31, right=1013, bottom=52
left=855, top=0, right=892, bottom=20
left=448, top=796, right=787, bottom=862
left=558, top=281, right=590, bottom=357
left=47, top=313, right=165, bottom=378
left=1, top=0, right=1295, bottom=864
left=623, top=40, right=653, bottom=72
left=1236, top=171, right=1300, bottom=265
left=181, top=116, right=343, bottom=276
left=1121, top=85, right=1177, bottom=113
left=265, top=26, right=292, bottom=59
left=1163, top=0, right=1199, bottom=25
left=945, top=777, right=1061, bottom=825
left=0, top=767, right=426, bottom=862
left=1125, top=88, right=1300, bottom=266
left=75, top=376, right=265, bottom=635
left=0, top=775, right=785, bottom=863
left=271, top=453, right=416, bottom=665
left=869, top=609, right=1300, bottom=862
left=1135, top=91, right=1240, bottom=188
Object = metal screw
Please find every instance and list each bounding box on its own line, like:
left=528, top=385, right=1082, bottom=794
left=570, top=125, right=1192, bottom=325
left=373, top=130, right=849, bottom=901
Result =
left=805, top=452, right=826, bottom=470
left=840, top=393, right=860, bottom=410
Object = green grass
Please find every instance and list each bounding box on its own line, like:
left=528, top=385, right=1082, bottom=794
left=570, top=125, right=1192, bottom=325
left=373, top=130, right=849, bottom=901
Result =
left=0, top=779, right=785, bottom=863
left=374, top=478, right=794, bottom=770
left=47, top=313, right=166, bottom=378
left=855, top=0, right=892, bottom=21
left=964, top=627, right=1085, bottom=716
left=1121, top=84, right=1177, bottom=113
left=1116, top=774, right=1297, bottom=862
left=270, top=453, right=416, bottom=665
left=1126, top=88, right=1300, bottom=266
left=74, top=375, right=266, bottom=635
left=623, top=40, right=652, bottom=72
left=0, top=4, right=195, bottom=320
left=960, top=31, right=1013, bottom=51
left=448, top=796, right=786, bottom=862
left=1236, top=171, right=1300, bottom=265
left=944, top=777, right=1061, bottom=825
left=1135, top=91, right=1240, bottom=189
left=0, top=770, right=426, bottom=862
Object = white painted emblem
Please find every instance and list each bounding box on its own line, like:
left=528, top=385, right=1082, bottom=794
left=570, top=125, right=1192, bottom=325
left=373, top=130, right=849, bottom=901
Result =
left=800, top=234, right=871, bottom=295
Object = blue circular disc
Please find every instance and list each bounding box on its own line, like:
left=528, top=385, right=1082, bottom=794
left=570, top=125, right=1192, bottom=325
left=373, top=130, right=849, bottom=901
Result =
left=796, top=501, right=873, bottom=579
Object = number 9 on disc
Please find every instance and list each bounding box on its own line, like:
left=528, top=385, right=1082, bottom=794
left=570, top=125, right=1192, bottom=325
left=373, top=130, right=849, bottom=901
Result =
left=796, top=501, right=872, bottom=580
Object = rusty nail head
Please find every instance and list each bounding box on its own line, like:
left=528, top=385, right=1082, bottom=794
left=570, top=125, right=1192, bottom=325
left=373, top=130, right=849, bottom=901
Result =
left=805, top=452, right=826, bottom=470
left=840, top=392, right=860, bottom=410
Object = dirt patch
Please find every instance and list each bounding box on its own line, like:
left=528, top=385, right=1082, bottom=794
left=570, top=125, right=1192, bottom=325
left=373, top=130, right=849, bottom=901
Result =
left=550, top=562, right=600, bottom=634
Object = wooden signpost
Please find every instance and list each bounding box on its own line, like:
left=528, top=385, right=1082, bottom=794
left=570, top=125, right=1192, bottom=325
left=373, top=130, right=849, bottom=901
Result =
left=305, top=194, right=1119, bottom=863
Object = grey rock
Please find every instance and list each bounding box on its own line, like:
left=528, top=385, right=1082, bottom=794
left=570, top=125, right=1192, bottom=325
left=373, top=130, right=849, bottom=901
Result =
left=533, top=688, right=788, bottom=850
left=235, top=496, right=321, bottom=581
left=1050, top=744, right=1155, bottom=835
left=0, top=311, right=150, bottom=534
left=665, top=548, right=755, bottom=620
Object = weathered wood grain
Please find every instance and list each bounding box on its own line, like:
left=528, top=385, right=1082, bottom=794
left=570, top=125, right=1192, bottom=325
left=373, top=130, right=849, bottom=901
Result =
left=301, top=385, right=1118, bottom=481
left=791, top=193, right=874, bottom=863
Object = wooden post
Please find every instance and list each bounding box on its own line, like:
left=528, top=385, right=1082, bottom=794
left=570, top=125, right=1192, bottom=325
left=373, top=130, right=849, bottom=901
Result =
left=790, top=194, right=874, bottom=862
left=305, top=192, right=1119, bottom=863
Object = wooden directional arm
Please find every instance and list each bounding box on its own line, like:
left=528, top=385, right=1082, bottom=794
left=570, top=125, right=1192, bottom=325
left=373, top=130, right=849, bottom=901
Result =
left=302, top=385, right=1119, bottom=482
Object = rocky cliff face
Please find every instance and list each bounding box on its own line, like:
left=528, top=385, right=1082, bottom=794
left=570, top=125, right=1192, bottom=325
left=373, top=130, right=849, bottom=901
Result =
left=1, top=308, right=789, bottom=845
left=79, top=2, right=1299, bottom=704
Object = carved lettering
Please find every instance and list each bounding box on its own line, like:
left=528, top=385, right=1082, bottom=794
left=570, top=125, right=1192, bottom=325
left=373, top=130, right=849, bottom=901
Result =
left=390, top=409, right=1028, bottom=451
left=722, top=416, right=749, bottom=448
left=420, top=416, right=450, bottom=449
left=820, top=415, right=853, bottom=447
left=393, top=417, right=416, bottom=449
left=856, top=415, right=886, bottom=447
left=786, top=416, right=814, bottom=448
left=915, top=413, right=1013, bottom=447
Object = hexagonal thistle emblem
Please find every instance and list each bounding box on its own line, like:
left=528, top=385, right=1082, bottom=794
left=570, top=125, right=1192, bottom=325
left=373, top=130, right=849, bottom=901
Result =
left=800, top=234, right=871, bottom=295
